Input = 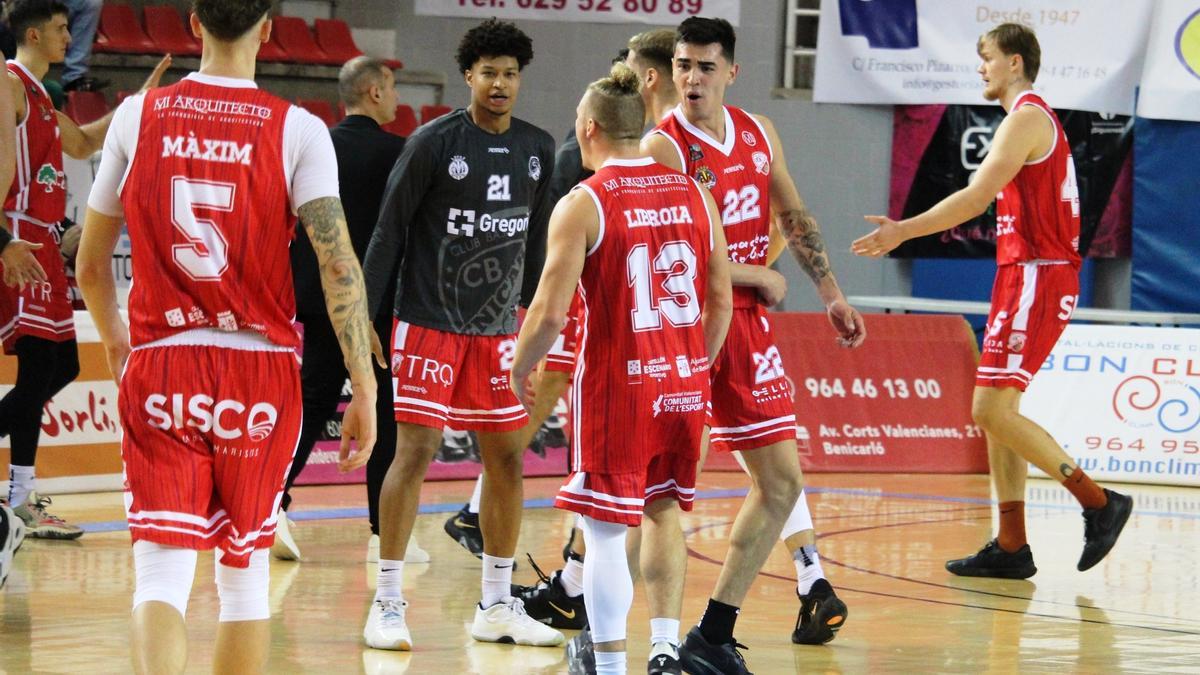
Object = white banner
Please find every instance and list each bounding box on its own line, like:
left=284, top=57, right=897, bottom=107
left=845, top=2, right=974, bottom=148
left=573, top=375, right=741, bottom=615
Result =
left=1022, top=325, right=1200, bottom=487
left=1137, top=1, right=1200, bottom=122
left=814, top=0, right=1153, bottom=115
left=0, top=380, right=121, bottom=449
left=414, top=0, right=739, bottom=26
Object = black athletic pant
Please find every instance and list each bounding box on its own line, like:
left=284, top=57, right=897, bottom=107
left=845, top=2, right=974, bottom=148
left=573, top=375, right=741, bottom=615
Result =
left=0, top=337, right=80, bottom=467
left=281, top=312, right=396, bottom=535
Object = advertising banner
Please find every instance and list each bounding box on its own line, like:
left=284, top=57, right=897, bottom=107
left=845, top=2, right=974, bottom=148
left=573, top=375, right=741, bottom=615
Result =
left=415, top=0, right=739, bottom=26
left=814, top=0, right=1153, bottom=115
left=770, top=313, right=988, bottom=474
left=1022, top=325, right=1200, bottom=486
left=1137, top=1, right=1200, bottom=123
left=889, top=104, right=1132, bottom=258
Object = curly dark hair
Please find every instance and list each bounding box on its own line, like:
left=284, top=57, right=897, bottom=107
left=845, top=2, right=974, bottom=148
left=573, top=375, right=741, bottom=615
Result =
left=192, top=0, right=273, bottom=42
left=455, top=18, right=533, bottom=73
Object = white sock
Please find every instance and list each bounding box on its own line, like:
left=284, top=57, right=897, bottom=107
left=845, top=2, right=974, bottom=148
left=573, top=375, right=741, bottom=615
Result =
left=594, top=650, right=626, bottom=675
left=794, top=545, right=825, bottom=595
left=375, top=559, right=404, bottom=601
left=468, top=475, right=483, bottom=514
left=481, top=554, right=514, bottom=608
left=649, top=617, right=680, bottom=647
left=559, top=557, right=585, bottom=597
left=8, top=465, right=34, bottom=507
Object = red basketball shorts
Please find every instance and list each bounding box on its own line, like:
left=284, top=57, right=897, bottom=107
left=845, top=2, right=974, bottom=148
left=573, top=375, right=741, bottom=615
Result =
left=555, top=452, right=698, bottom=526
left=119, top=344, right=301, bottom=568
left=390, top=320, right=529, bottom=432
left=708, top=307, right=798, bottom=452
left=544, top=293, right=582, bottom=375
left=977, top=262, right=1079, bottom=391
left=0, top=218, right=74, bottom=354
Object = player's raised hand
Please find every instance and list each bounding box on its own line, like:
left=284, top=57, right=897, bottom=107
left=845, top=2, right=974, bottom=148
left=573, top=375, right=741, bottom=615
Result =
left=827, top=298, right=866, bottom=348
left=851, top=215, right=906, bottom=258
left=338, top=393, right=377, bottom=473
left=139, top=55, right=173, bottom=93
left=1, top=239, right=46, bottom=289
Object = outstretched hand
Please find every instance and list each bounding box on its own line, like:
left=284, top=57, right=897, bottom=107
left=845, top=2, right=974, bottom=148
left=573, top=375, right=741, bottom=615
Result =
left=1, top=240, right=46, bottom=289
left=851, top=215, right=906, bottom=258
left=139, top=55, right=173, bottom=93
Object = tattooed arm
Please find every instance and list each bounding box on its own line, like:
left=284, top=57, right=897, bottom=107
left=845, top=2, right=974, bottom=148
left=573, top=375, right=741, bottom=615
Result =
left=299, top=196, right=378, bottom=468
left=756, top=114, right=866, bottom=348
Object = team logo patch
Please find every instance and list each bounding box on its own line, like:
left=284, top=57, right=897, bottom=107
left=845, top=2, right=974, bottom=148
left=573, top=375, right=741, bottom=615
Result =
left=36, top=163, right=65, bottom=193
left=752, top=151, right=770, bottom=176
left=688, top=143, right=704, bottom=162
left=449, top=155, right=469, bottom=180
left=694, top=166, right=717, bottom=190
left=741, top=130, right=757, bottom=147
left=528, top=156, right=542, bottom=180
left=1008, top=331, right=1027, bottom=353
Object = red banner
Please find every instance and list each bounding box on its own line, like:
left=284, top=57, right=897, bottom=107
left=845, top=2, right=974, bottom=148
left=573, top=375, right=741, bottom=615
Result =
left=772, top=312, right=987, bottom=474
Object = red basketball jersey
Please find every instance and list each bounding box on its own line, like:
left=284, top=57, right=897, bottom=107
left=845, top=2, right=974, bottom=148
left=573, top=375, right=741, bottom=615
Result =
left=995, top=92, right=1081, bottom=266
left=572, top=157, right=713, bottom=473
left=121, top=79, right=299, bottom=348
left=4, top=61, right=66, bottom=224
left=653, top=105, right=773, bottom=308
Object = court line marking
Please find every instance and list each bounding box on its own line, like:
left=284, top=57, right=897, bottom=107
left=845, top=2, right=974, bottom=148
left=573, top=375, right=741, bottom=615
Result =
left=73, top=483, right=1200, bottom=534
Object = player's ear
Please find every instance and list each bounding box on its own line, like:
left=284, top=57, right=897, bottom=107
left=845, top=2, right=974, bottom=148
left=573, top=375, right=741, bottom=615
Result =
left=728, top=62, right=740, bottom=84
left=260, top=19, right=273, bottom=45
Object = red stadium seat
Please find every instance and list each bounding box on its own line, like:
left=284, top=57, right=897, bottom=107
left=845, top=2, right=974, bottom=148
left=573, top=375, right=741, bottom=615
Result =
left=382, top=104, right=418, bottom=137
left=94, top=5, right=156, bottom=54
left=420, top=105, right=452, bottom=125
left=65, top=91, right=110, bottom=125
left=271, top=16, right=337, bottom=65
left=313, top=19, right=362, bottom=64
left=257, top=32, right=290, bottom=62
left=143, top=6, right=201, bottom=57
left=114, top=90, right=135, bottom=107
left=296, top=98, right=338, bottom=127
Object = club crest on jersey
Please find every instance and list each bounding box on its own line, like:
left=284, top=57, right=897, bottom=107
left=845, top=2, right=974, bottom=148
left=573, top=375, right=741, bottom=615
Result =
left=35, top=163, right=65, bottom=192
left=688, top=143, right=704, bottom=162
left=528, top=156, right=542, bottom=181
left=37, top=102, right=53, bottom=122
left=694, top=166, right=717, bottom=190
left=449, top=155, right=469, bottom=180
left=1008, top=331, right=1027, bottom=353
left=741, top=130, right=757, bottom=147
left=752, top=151, right=770, bottom=176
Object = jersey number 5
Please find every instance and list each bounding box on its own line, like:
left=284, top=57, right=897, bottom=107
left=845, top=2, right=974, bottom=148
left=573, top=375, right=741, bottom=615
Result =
left=628, top=241, right=700, bottom=331
left=172, top=176, right=234, bottom=281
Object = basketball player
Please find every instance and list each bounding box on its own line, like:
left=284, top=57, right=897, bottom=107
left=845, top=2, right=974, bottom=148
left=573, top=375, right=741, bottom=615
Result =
left=641, top=18, right=865, bottom=671
left=77, top=2, right=379, bottom=672
left=360, top=19, right=562, bottom=650
left=853, top=23, right=1133, bottom=578
left=0, top=0, right=166, bottom=539
left=512, top=62, right=732, bottom=675
left=0, top=67, right=46, bottom=291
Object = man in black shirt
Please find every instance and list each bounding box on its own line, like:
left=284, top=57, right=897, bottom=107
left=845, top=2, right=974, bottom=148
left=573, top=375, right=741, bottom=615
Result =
left=361, top=19, right=561, bottom=650
left=273, top=57, right=415, bottom=564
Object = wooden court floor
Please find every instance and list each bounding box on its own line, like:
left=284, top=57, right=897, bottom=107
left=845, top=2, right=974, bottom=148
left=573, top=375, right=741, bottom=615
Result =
left=2, top=472, right=1198, bottom=674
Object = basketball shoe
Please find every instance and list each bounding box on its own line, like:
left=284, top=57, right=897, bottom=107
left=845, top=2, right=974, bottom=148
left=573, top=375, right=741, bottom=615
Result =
left=444, top=504, right=484, bottom=558
left=946, top=539, right=1037, bottom=579
left=791, top=579, right=848, bottom=644
left=565, top=628, right=596, bottom=675
left=511, top=557, right=587, bottom=629
left=363, top=598, right=412, bottom=650
left=648, top=641, right=683, bottom=674
left=470, top=596, right=565, bottom=646
left=1078, top=488, right=1133, bottom=571
left=1, top=503, right=19, bottom=588
left=14, top=493, right=82, bottom=540
left=271, top=510, right=301, bottom=561
left=679, top=626, right=752, bottom=675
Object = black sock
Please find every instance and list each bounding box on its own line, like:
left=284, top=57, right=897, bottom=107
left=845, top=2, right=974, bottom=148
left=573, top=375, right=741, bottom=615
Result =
left=698, top=598, right=739, bottom=645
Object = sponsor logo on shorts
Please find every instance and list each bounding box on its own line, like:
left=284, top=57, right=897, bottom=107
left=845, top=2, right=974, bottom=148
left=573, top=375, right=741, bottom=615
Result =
left=652, top=390, right=706, bottom=417
left=1008, top=331, right=1027, bottom=353
left=144, top=393, right=278, bottom=442
left=489, top=374, right=511, bottom=391
left=751, top=377, right=794, bottom=404
left=393, top=353, right=454, bottom=386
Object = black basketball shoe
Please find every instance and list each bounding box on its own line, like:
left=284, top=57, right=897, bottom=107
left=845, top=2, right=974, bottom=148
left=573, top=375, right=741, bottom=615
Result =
left=792, top=579, right=848, bottom=645
left=511, top=556, right=587, bottom=629
left=566, top=627, right=596, bottom=675
left=946, top=539, right=1037, bottom=579
left=1078, top=489, right=1133, bottom=571
left=443, top=503, right=484, bottom=558
left=648, top=641, right=683, bottom=674
left=679, top=626, right=752, bottom=675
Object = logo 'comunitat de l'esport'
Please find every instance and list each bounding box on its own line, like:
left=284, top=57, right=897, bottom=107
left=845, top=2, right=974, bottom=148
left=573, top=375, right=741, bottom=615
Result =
left=1177, top=8, right=1200, bottom=80
left=1111, top=376, right=1200, bottom=434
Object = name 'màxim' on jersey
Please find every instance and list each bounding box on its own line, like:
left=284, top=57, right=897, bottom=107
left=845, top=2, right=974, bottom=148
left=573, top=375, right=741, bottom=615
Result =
left=363, top=109, right=556, bottom=336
